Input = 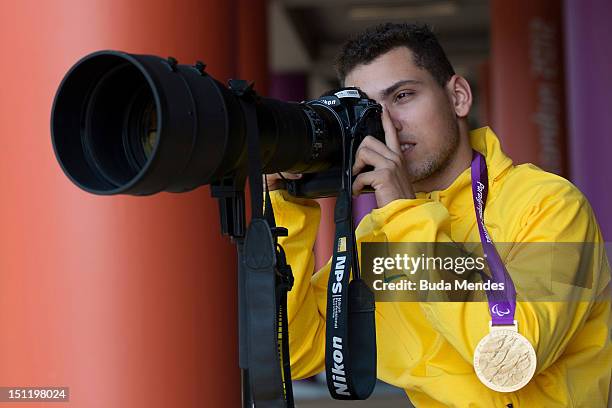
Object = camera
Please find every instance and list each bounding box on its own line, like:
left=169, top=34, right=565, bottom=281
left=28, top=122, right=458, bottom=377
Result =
left=50, top=50, right=383, bottom=403
left=51, top=50, right=384, bottom=199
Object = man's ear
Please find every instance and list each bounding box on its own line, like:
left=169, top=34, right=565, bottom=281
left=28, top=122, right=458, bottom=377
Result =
left=446, top=74, right=472, bottom=118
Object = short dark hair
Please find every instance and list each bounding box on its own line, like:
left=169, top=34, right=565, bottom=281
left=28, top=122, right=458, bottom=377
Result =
left=335, top=23, right=455, bottom=87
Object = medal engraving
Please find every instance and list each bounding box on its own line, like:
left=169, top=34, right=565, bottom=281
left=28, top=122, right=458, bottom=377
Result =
left=473, top=328, right=537, bottom=392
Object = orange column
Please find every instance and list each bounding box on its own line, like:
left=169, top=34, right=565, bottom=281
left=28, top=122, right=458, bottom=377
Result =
left=490, top=0, right=568, bottom=176
left=0, top=1, right=248, bottom=407
left=238, top=0, right=268, bottom=229
left=238, top=0, right=269, bottom=95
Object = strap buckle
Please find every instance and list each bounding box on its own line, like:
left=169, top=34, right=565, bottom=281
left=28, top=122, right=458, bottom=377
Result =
left=489, top=320, right=518, bottom=332
left=274, top=241, right=294, bottom=291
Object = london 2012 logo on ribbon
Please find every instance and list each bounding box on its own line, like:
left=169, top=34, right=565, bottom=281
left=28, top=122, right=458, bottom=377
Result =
left=491, top=303, right=510, bottom=317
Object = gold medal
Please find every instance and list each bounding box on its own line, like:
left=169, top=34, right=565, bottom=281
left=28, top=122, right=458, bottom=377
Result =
left=473, top=320, right=537, bottom=392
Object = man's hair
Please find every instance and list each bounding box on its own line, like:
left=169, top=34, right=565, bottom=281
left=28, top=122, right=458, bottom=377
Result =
left=335, top=23, right=455, bottom=88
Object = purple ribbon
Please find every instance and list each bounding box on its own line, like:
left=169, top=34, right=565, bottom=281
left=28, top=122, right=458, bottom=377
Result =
left=353, top=193, right=377, bottom=226
left=471, top=151, right=517, bottom=325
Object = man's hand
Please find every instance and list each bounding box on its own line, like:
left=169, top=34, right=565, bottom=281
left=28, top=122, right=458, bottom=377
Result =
left=263, top=172, right=302, bottom=191
left=352, top=107, right=415, bottom=207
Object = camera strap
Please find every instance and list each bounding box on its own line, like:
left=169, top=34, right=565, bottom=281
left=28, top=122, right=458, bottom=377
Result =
left=324, top=138, right=377, bottom=399
left=233, top=80, right=294, bottom=408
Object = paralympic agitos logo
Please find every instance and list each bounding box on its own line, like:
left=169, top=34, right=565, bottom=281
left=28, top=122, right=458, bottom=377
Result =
left=491, top=303, right=511, bottom=317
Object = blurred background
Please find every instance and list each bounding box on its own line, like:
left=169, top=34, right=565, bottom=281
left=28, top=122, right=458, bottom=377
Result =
left=0, top=0, right=609, bottom=407
left=269, top=2, right=610, bottom=405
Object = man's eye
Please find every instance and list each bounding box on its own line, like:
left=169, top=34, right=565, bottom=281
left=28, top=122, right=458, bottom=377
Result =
left=396, top=91, right=415, bottom=101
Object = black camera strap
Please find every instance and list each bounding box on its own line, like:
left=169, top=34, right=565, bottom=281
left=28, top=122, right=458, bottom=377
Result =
left=324, top=138, right=377, bottom=399
left=264, top=187, right=295, bottom=407
left=232, top=80, right=294, bottom=408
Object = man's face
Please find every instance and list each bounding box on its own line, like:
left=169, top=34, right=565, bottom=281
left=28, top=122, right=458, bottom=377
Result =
left=344, top=46, right=460, bottom=184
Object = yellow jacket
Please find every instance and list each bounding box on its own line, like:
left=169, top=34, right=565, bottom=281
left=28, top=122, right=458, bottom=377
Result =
left=269, top=127, right=611, bottom=407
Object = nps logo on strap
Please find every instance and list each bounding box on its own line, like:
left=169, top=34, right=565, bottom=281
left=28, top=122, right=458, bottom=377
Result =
left=491, top=303, right=510, bottom=317
left=337, top=236, right=346, bottom=252
left=332, top=255, right=346, bottom=295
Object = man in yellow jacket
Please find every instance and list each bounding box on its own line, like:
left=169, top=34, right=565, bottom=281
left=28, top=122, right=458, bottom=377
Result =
left=267, top=23, right=611, bottom=407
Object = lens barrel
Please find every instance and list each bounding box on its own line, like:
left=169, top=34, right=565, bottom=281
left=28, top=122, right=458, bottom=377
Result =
left=51, top=50, right=350, bottom=196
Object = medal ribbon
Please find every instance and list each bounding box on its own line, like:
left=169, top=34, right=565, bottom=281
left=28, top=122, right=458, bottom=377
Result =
left=470, top=151, right=517, bottom=326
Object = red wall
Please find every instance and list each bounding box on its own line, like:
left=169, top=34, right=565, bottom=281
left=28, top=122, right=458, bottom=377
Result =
left=0, top=1, right=267, bottom=406
left=490, top=0, right=568, bottom=176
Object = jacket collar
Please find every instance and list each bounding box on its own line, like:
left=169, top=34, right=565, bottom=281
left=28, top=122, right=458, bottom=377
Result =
left=470, top=126, right=513, bottom=182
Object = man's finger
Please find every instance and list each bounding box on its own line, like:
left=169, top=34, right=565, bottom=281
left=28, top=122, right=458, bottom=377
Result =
left=352, top=171, right=376, bottom=196
left=352, top=146, right=394, bottom=175
left=357, top=136, right=397, bottom=159
left=263, top=172, right=302, bottom=191
left=381, top=106, right=401, bottom=154
left=353, top=138, right=401, bottom=174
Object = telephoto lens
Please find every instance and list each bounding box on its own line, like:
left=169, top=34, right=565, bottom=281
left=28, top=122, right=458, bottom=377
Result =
left=51, top=50, right=382, bottom=197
